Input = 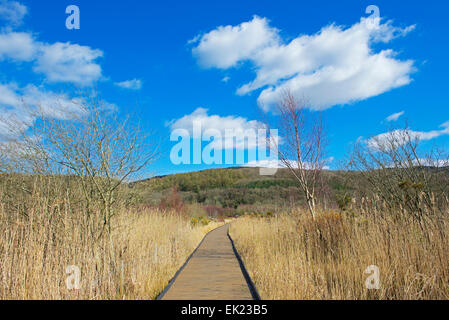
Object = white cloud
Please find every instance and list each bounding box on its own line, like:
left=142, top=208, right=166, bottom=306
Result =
left=21, top=85, right=86, bottom=119
left=0, top=32, right=36, bottom=61
left=192, top=16, right=415, bottom=111
left=0, top=29, right=104, bottom=85
left=192, top=16, right=279, bottom=69
left=245, top=157, right=332, bottom=170
left=221, top=76, right=230, bottom=83
left=0, top=82, right=20, bottom=107
left=245, top=159, right=287, bottom=168
left=0, top=1, right=116, bottom=140
left=0, top=83, right=87, bottom=139
left=0, top=2, right=103, bottom=86
left=114, top=79, right=142, bottom=90
left=168, top=107, right=262, bottom=136
left=0, top=1, right=105, bottom=86
left=412, top=158, right=449, bottom=168
left=34, top=42, right=103, bottom=85
left=0, top=0, right=27, bottom=26
left=385, top=111, right=405, bottom=122
left=366, top=122, right=449, bottom=151
left=0, top=0, right=105, bottom=86
left=168, top=107, right=267, bottom=150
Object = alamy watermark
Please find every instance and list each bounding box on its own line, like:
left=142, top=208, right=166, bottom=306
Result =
left=66, top=5, right=80, bottom=30
left=365, top=5, right=380, bottom=30
left=365, top=265, right=381, bottom=290
left=170, top=121, right=279, bottom=175
left=65, top=265, right=81, bottom=290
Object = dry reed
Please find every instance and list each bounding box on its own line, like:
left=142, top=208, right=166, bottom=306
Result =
left=0, top=195, right=221, bottom=300
left=230, top=210, right=449, bottom=300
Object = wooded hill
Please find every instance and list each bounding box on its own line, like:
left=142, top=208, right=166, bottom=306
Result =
left=129, top=167, right=359, bottom=214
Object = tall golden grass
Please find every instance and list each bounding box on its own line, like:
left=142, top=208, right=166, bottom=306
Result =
left=0, top=192, right=221, bottom=300
left=230, top=210, right=449, bottom=300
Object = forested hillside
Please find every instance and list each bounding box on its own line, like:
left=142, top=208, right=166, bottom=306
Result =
left=129, top=167, right=359, bottom=215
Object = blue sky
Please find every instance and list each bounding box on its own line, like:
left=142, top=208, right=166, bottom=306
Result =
left=1, top=0, right=448, bottom=176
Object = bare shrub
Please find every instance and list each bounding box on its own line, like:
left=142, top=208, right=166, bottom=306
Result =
left=159, top=186, right=184, bottom=213
left=3, top=94, right=159, bottom=237
left=348, top=123, right=449, bottom=224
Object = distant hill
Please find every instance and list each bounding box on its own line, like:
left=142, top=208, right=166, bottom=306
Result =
left=130, top=164, right=449, bottom=214
left=129, top=167, right=357, bottom=212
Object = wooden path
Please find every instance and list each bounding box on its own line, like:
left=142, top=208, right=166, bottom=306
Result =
left=159, top=224, right=257, bottom=300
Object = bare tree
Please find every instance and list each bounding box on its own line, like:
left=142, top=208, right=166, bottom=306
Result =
left=267, top=90, right=327, bottom=219
left=24, top=95, right=159, bottom=236
left=348, top=123, right=449, bottom=223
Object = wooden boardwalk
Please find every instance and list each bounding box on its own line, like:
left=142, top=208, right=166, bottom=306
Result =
left=159, top=224, right=254, bottom=300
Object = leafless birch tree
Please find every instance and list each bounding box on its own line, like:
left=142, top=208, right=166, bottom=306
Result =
left=267, top=90, right=327, bottom=219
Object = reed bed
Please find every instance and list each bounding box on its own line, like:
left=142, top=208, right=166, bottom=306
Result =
left=230, top=210, right=449, bottom=300
left=0, top=196, right=221, bottom=300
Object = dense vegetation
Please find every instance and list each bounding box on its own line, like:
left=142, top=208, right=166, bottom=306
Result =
left=130, top=169, right=351, bottom=212
left=131, top=167, right=310, bottom=213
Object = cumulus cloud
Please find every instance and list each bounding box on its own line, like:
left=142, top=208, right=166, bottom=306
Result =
left=0, top=0, right=27, bottom=26
left=385, top=111, right=405, bottom=122
left=245, top=159, right=287, bottom=168
left=114, top=79, right=142, bottom=90
left=245, top=157, right=332, bottom=170
left=167, top=107, right=267, bottom=150
left=21, top=86, right=87, bottom=119
left=366, top=122, right=449, bottom=151
left=34, top=42, right=103, bottom=85
left=192, top=16, right=279, bottom=69
left=0, top=83, right=87, bottom=139
left=0, top=1, right=117, bottom=141
left=0, top=1, right=104, bottom=86
left=0, top=30, right=104, bottom=85
left=0, top=82, right=20, bottom=107
left=168, top=107, right=262, bottom=136
left=0, top=32, right=36, bottom=61
left=191, top=15, right=415, bottom=110
left=411, top=158, right=449, bottom=168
